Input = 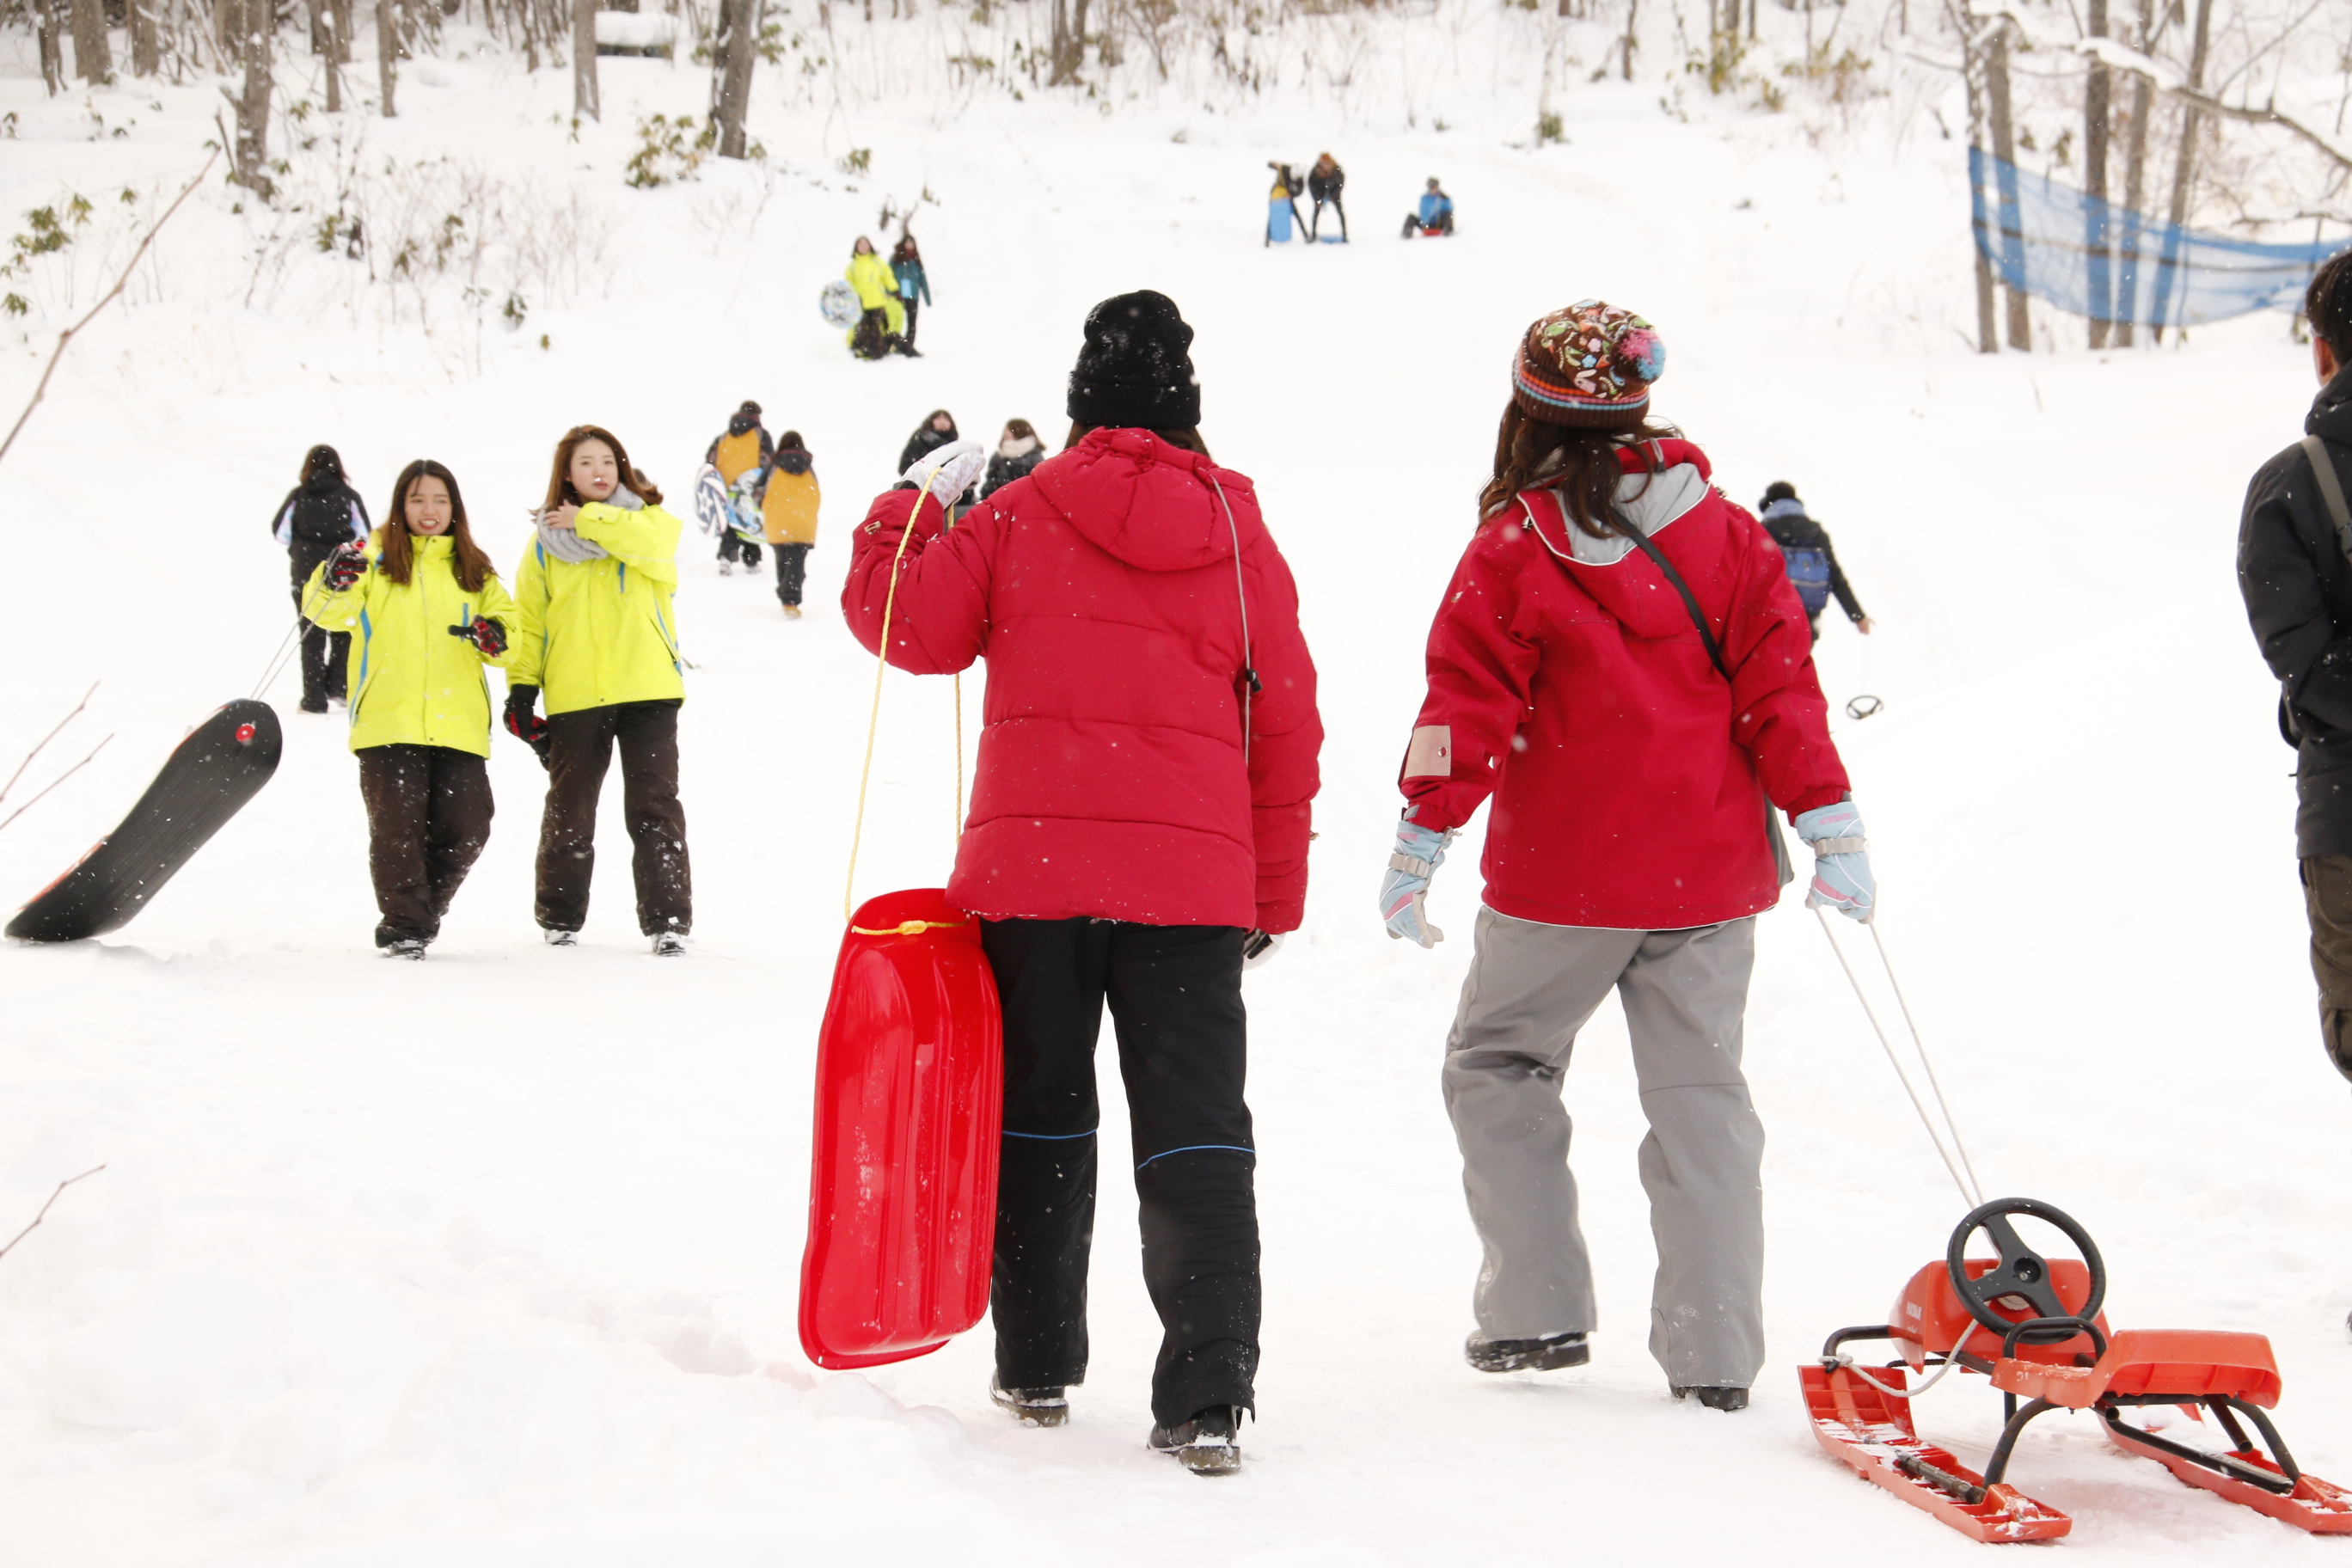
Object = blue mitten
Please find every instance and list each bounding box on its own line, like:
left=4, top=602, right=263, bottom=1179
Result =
left=1794, top=800, right=1874, bottom=922
left=1380, top=821, right=1454, bottom=947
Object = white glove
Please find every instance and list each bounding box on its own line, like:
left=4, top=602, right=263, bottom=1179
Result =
left=904, top=440, right=987, bottom=505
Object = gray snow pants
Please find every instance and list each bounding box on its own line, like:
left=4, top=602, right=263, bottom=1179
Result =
left=1442, top=907, right=1766, bottom=1389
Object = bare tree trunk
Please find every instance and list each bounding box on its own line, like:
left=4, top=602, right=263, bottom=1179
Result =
left=573, top=0, right=599, bottom=120
left=128, top=0, right=159, bottom=75
left=1621, top=0, right=1638, bottom=82
left=2114, top=0, right=2155, bottom=346
left=1957, top=3, right=1998, bottom=353
left=230, top=0, right=273, bottom=194
left=2154, top=0, right=2213, bottom=341
left=2085, top=0, right=2111, bottom=347
left=714, top=0, right=757, bottom=157
left=377, top=0, right=398, bottom=115
left=1050, top=0, right=1069, bottom=82
left=1071, top=0, right=1089, bottom=76
left=38, top=0, right=64, bottom=94
left=1987, top=20, right=2031, bottom=350
left=70, top=0, right=112, bottom=80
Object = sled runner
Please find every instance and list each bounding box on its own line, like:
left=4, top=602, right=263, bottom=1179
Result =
left=1804, top=1198, right=2352, bottom=1541
left=8, top=700, right=281, bottom=943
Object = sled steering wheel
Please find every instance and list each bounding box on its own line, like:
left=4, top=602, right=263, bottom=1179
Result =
left=1945, top=1197, right=2106, bottom=1348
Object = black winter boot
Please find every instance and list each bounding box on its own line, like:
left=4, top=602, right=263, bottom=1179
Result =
left=989, top=1382, right=1069, bottom=1428
left=1465, top=1331, right=1588, bottom=1374
left=1148, top=1405, right=1241, bottom=1476
left=1672, top=1385, right=1749, bottom=1412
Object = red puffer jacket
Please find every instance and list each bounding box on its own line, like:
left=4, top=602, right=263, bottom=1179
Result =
left=846, top=429, right=1322, bottom=932
left=1400, top=438, right=1848, bottom=930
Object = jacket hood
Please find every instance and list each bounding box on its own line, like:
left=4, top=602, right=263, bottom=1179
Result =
left=2311, top=364, right=2352, bottom=443
left=775, top=450, right=813, bottom=476
left=1029, top=428, right=1253, bottom=573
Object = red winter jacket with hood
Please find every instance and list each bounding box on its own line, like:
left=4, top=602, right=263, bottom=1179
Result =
left=846, top=428, right=1322, bottom=932
left=1400, top=438, right=1848, bottom=930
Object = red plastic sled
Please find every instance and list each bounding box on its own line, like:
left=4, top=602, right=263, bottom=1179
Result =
left=798, top=889, right=1003, bottom=1369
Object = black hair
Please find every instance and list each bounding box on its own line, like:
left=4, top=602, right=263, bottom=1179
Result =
left=2309, top=248, right=2352, bottom=362
left=1761, top=480, right=1798, bottom=506
left=300, top=444, right=345, bottom=487
left=739, top=400, right=762, bottom=418
left=778, top=430, right=805, bottom=450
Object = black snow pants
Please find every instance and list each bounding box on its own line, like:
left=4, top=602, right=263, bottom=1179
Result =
left=979, top=917, right=1260, bottom=1427
left=717, top=531, right=763, bottom=571
left=289, top=582, right=351, bottom=705
left=773, top=542, right=812, bottom=607
left=536, top=700, right=691, bottom=936
left=357, top=744, right=493, bottom=946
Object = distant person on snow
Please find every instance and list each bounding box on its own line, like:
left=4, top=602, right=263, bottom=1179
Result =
left=1401, top=177, right=1455, bottom=237
left=843, top=236, right=906, bottom=360
left=981, top=418, right=1044, bottom=499
left=298, top=460, right=515, bottom=959
left=891, top=235, right=931, bottom=358
left=1756, top=481, right=1871, bottom=643
left=1307, top=152, right=1347, bottom=242
left=273, top=444, right=372, bottom=714
left=1382, top=300, right=1866, bottom=1414
left=899, top=409, right=977, bottom=514
left=1265, top=162, right=1306, bottom=246
left=705, top=401, right=774, bottom=577
left=2240, top=249, right=2352, bottom=1083
left=507, top=425, right=694, bottom=955
left=843, top=291, right=1323, bottom=1478
left=762, top=430, right=820, bottom=619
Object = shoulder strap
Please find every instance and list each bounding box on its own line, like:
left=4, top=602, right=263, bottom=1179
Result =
left=1622, top=521, right=1734, bottom=684
left=2304, top=435, right=2352, bottom=561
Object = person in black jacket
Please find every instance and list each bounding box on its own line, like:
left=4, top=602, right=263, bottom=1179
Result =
left=1307, top=152, right=1347, bottom=242
left=898, top=408, right=958, bottom=474
left=1755, top=481, right=1871, bottom=644
left=2239, top=248, right=2352, bottom=1081
left=272, top=444, right=371, bottom=713
left=981, top=418, right=1044, bottom=499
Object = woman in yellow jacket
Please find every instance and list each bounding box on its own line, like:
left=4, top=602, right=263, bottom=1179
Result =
left=761, top=429, right=820, bottom=617
left=299, top=459, right=516, bottom=959
left=505, top=424, right=694, bottom=954
left=845, top=236, right=906, bottom=359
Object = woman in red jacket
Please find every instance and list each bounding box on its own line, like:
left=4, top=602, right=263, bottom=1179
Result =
left=1380, top=301, right=1872, bottom=1412
left=844, top=291, right=1321, bottom=1476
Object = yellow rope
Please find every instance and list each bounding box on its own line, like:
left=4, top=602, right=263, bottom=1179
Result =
left=843, top=470, right=942, bottom=923
left=850, top=919, right=969, bottom=937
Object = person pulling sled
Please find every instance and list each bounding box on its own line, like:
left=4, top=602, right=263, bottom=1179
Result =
left=1756, top=481, right=1871, bottom=643
left=272, top=444, right=372, bottom=713
left=1381, top=300, right=1870, bottom=1413
left=842, top=291, right=1323, bottom=1476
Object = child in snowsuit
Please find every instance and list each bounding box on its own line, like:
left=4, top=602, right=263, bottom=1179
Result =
left=1308, top=153, right=1347, bottom=242
left=1401, top=178, right=1455, bottom=237
left=1381, top=302, right=1871, bottom=1411
left=891, top=236, right=931, bottom=358
left=506, top=425, right=694, bottom=954
left=298, top=459, right=513, bottom=958
left=705, top=401, right=774, bottom=575
left=1265, top=162, right=1306, bottom=246
left=273, top=444, right=372, bottom=713
left=981, top=419, right=1044, bottom=499
left=1756, top=481, right=1871, bottom=644
left=845, top=236, right=906, bottom=360
left=763, top=431, right=820, bottom=618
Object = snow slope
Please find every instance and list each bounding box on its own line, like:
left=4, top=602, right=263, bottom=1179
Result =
left=1, top=22, right=2348, bottom=1566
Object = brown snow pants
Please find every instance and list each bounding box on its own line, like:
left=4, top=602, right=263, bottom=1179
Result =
left=536, top=699, right=691, bottom=937
left=2304, top=855, right=2352, bottom=1081
left=357, top=744, right=493, bottom=947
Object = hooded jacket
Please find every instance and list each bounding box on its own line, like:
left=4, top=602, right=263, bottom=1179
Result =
left=1400, top=438, right=1849, bottom=929
left=274, top=472, right=372, bottom=585
left=763, top=448, right=820, bottom=546
left=299, top=532, right=517, bottom=756
left=982, top=435, right=1044, bottom=499
left=506, top=493, right=687, bottom=715
left=2239, top=363, right=2352, bottom=856
left=843, top=428, right=1323, bottom=932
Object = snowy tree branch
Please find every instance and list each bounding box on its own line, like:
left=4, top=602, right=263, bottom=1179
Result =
left=0, top=1167, right=105, bottom=1265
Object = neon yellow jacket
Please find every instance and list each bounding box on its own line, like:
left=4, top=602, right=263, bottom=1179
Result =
left=506, top=498, right=687, bottom=715
left=300, top=532, right=518, bottom=756
left=846, top=252, right=906, bottom=336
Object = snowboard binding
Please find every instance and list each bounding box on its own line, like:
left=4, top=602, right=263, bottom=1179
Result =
left=1801, top=1197, right=2352, bottom=1541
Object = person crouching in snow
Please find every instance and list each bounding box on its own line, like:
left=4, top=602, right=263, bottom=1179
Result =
left=762, top=430, right=820, bottom=617
left=842, top=291, right=1322, bottom=1476
left=1756, top=481, right=1871, bottom=644
left=705, top=400, right=774, bottom=576
left=1380, top=300, right=1871, bottom=1413
left=299, top=460, right=515, bottom=959
left=1401, top=177, right=1455, bottom=237
left=844, top=236, right=905, bottom=360
left=507, top=425, right=695, bottom=955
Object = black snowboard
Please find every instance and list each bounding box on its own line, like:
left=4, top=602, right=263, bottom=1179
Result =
left=7, top=700, right=283, bottom=943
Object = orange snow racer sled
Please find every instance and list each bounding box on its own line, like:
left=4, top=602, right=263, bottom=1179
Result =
left=798, top=888, right=1002, bottom=1369
left=1803, top=1198, right=2352, bottom=1542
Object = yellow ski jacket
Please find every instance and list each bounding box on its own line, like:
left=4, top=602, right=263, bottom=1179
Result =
left=300, top=532, right=518, bottom=756
left=507, top=496, right=688, bottom=715
left=846, top=252, right=906, bottom=336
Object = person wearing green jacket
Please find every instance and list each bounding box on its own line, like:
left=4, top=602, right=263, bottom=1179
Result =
left=507, top=424, right=695, bottom=954
left=891, top=235, right=931, bottom=358
left=300, top=459, right=516, bottom=959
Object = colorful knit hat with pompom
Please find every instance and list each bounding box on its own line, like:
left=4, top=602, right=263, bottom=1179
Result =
left=1511, top=300, right=1665, bottom=429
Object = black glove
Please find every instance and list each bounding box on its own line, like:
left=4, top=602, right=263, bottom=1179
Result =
left=505, top=685, right=550, bottom=764
left=322, top=543, right=367, bottom=591
left=450, top=615, right=507, bottom=658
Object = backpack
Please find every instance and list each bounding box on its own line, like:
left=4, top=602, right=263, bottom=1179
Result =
left=285, top=485, right=357, bottom=548
left=1779, top=544, right=1832, bottom=617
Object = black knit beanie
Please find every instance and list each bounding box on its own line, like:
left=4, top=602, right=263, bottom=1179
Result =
left=1067, top=291, right=1200, bottom=429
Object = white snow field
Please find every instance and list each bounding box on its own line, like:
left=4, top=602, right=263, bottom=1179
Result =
left=3, top=10, right=2350, bottom=1565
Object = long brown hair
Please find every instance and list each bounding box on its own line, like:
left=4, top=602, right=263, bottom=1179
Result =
left=299, top=444, right=346, bottom=487
left=1063, top=423, right=1214, bottom=463
left=1476, top=401, right=1676, bottom=538
left=379, top=459, right=495, bottom=593
left=541, top=424, right=663, bottom=513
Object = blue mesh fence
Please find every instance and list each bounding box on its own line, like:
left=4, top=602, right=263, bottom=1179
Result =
left=1969, top=145, right=2344, bottom=328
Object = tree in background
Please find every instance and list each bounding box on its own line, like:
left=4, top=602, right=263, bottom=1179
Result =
left=228, top=0, right=274, bottom=194
left=69, top=0, right=107, bottom=81
left=714, top=0, right=759, bottom=158
left=378, top=0, right=399, bottom=116
left=573, top=0, right=599, bottom=120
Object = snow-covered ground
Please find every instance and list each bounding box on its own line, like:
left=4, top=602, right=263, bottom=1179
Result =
left=2, top=17, right=2349, bottom=1565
